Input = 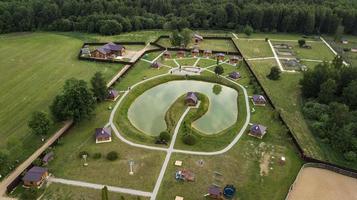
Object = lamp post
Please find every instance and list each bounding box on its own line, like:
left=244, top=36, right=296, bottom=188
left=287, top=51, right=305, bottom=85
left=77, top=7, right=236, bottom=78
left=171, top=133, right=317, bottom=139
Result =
left=82, top=154, right=88, bottom=166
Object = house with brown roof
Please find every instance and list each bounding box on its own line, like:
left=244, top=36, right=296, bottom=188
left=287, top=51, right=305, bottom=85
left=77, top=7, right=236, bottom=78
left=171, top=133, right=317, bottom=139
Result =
left=95, top=127, right=112, bottom=143
left=249, top=124, right=267, bottom=139
left=216, top=53, right=225, bottom=61
left=204, top=50, right=212, bottom=57
left=177, top=51, right=185, bottom=58
left=163, top=51, right=171, bottom=59
left=91, top=42, right=125, bottom=59
left=185, top=92, right=198, bottom=106
left=22, top=166, right=49, bottom=188
left=191, top=48, right=199, bottom=57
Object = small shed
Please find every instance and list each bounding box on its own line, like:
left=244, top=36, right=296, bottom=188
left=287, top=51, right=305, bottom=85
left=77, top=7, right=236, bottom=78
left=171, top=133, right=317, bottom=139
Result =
left=42, top=152, right=54, bottom=165
left=177, top=51, right=185, bottom=58
left=22, top=166, right=48, bottom=188
left=229, top=71, right=241, bottom=80
left=249, top=124, right=267, bottom=139
left=341, top=38, right=348, bottom=44
left=151, top=61, right=160, bottom=69
left=107, top=89, right=119, bottom=101
left=95, top=127, right=112, bottom=143
left=204, top=50, right=212, bottom=57
left=191, top=48, right=199, bottom=57
left=185, top=92, right=198, bottom=106
left=193, top=34, right=203, bottom=43
left=208, top=186, right=222, bottom=199
left=252, top=95, right=267, bottom=106
left=230, top=56, right=241, bottom=64
left=216, top=53, right=225, bottom=61
left=163, top=51, right=171, bottom=59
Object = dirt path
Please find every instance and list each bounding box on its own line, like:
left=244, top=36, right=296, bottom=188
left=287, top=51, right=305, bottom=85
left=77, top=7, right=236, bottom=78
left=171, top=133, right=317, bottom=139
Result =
left=287, top=167, right=357, bottom=200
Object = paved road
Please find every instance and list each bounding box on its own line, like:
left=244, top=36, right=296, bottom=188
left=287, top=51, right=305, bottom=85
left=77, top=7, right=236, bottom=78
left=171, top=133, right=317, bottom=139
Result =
left=150, top=107, right=191, bottom=200
left=0, top=121, right=73, bottom=196
left=48, top=177, right=152, bottom=197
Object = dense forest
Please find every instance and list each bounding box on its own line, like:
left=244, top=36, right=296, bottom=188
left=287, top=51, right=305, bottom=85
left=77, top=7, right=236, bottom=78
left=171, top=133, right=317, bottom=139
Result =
left=0, top=0, right=357, bottom=35
left=300, top=57, right=357, bottom=161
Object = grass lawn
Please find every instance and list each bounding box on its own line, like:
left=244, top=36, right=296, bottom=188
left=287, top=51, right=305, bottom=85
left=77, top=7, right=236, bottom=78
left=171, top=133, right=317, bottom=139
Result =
left=175, top=58, right=199, bottom=66
left=234, top=39, right=274, bottom=58
left=157, top=97, right=303, bottom=199
left=247, top=59, right=357, bottom=169
left=143, top=51, right=163, bottom=61
left=196, top=58, right=217, bottom=68
left=47, top=102, right=165, bottom=191
left=26, top=183, right=150, bottom=200
left=114, top=60, right=169, bottom=91
left=161, top=59, right=178, bottom=67
left=0, top=32, right=124, bottom=177
left=271, top=40, right=335, bottom=61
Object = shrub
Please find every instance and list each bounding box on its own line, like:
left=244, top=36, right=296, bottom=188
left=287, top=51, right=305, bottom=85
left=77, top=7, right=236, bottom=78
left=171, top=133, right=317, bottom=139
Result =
left=78, top=151, right=89, bottom=158
left=344, top=151, right=356, bottom=161
left=298, top=39, right=306, bottom=47
left=159, top=131, right=171, bottom=142
left=182, top=134, right=197, bottom=145
left=267, top=66, right=281, bottom=80
left=106, top=151, right=119, bottom=161
left=93, top=153, right=102, bottom=159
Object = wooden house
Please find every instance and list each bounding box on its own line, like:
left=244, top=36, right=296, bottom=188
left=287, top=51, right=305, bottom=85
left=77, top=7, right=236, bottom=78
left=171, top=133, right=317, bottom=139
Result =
left=230, top=56, right=241, bottom=64
left=191, top=49, right=199, bottom=57
left=22, top=166, right=48, bottom=188
left=193, top=34, right=203, bottom=43
left=177, top=51, right=185, bottom=58
left=249, top=124, right=267, bottom=139
left=95, top=127, right=112, bottom=143
left=163, top=51, right=171, bottom=59
left=216, top=53, right=225, bottom=61
left=204, top=50, right=212, bottom=57
left=91, top=42, right=125, bottom=59
left=185, top=92, right=198, bottom=106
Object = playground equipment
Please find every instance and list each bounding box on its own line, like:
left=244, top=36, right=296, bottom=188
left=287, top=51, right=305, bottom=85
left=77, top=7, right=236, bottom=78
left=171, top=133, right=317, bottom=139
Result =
left=223, top=185, right=236, bottom=199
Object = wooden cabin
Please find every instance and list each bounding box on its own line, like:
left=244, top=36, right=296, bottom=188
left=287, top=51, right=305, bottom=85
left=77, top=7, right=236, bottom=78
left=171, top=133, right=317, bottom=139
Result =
left=204, top=50, right=212, bottom=57
left=216, top=53, right=225, bottom=61
left=251, top=95, right=267, bottom=106
left=249, top=124, right=267, bottom=139
left=185, top=92, right=198, bottom=106
left=22, top=166, right=48, bottom=188
left=177, top=51, right=185, bottom=58
left=191, top=49, right=199, bottom=57
left=95, top=127, right=112, bottom=143
left=91, top=42, right=125, bottom=59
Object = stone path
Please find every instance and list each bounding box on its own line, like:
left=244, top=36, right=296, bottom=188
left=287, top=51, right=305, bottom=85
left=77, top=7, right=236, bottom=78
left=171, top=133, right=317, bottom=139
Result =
left=267, top=39, right=284, bottom=72
left=48, top=177, right=152, bottom=197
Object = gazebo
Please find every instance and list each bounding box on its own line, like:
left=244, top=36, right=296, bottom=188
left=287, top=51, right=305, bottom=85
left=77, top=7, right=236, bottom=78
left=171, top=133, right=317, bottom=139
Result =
left=230, top=56, right=241, bottom=64
left=163, top=51, right=171, bottom=59
left=151, top=61, right=160, bottom=69
left=249, top=124, right=267, bottom=139
left=229, top=71, right=241, bottom=79
left=95, top=127, right=112, bottom=143
left=251, top=95, right=267, bottom=106
left=185, top=92, right=198, bottom=106
left=107, top=89, right=119, bottom=101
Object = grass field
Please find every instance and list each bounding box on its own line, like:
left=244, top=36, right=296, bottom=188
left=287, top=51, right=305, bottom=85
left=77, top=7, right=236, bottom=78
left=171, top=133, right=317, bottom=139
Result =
left=246, top=59, right=357, bottom=169
left=0, top=32, right=125, bottom=176
left=234, top=39, right=274, bottom=58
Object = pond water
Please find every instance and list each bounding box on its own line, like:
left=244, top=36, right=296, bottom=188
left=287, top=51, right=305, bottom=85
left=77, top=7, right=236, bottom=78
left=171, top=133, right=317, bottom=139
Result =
left=128, top=80, right=238, bottom=136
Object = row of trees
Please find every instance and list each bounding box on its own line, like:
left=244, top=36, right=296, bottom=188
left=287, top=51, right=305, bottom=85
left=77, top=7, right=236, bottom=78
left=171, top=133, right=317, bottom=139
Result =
left=300, top=57, right=357, bottom=161
left=0, top=0, right=357, bottom=35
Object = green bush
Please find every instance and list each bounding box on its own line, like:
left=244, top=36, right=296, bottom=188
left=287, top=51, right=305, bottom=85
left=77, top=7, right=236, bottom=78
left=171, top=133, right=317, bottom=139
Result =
left=159, top=131, right=171, bottom=141
left=344, top=151, right=356, bottom=161
left=93, top=153, right=102, bottom=159
left=78, top=151, right=89, bottom=158
left=182, top=134, right=197, bottom=145
left=106, top=151, right=119, bottom=161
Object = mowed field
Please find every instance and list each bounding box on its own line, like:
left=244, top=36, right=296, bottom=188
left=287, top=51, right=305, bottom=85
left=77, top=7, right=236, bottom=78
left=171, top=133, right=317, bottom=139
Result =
left=0, top=32, right=123, bottom=174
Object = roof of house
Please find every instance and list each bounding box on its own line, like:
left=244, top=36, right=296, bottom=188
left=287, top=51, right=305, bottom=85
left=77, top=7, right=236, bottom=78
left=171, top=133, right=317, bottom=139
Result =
left=208, top=186, right=221, bottom=195
left=216, top=53, right=225, bottom=57
left=96, top=42, right=124, bottom=54
left=151, top=61, right=160, bottom=68
left=185, top=92, right=198, bottom=103
left=252, top=95, right=266, bottom=103
left=95, top=127, right=111, bottom=139
left=42, top=152, right=54, bottom=163
left=250, top=124, right=267, bottom=135
left=194, top=34, right=203, bottom=40
left=108, top=89, right=119, bottom=99
left=192, top=48, right=199, bottom=53
left=229, top=71, right=241, bottom=79
left=22, top=166, right=47, bottom=182
left=204, top=50, right=212, bottom=53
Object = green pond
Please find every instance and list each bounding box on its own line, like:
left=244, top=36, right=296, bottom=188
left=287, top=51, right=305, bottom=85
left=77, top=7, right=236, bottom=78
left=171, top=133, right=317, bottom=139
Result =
left=128, top=80, right=238, bottom=136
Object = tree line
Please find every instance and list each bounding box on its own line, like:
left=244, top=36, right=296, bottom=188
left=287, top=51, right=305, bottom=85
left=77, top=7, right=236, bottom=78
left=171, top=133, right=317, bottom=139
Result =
left=0, top=0, right=357, bottom=35
left=300, top=56, right=357, bottom=162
